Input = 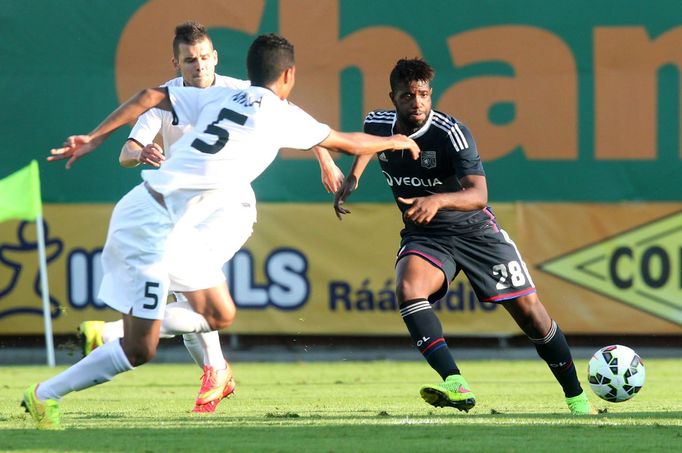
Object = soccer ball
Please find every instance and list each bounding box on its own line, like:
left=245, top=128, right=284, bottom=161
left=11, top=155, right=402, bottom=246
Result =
left=587, top=345, right=645, bottom=402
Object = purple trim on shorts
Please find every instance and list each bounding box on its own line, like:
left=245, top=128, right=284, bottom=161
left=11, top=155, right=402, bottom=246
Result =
left=398, top=249, right=443, bottom=267
left=483, top=207, right=499, bottom=232
left=484, top=287, right=536, bottom=302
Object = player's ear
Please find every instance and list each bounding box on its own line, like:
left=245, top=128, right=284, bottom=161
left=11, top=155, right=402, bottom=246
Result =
left=213, top=49, right=218, bottom=65
left=283, top=66, right=295, bottom=84
left=171, top=56, right=179, bottom=71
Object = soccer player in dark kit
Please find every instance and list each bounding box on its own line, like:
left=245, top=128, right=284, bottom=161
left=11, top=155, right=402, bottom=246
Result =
left=333, top=58, right=595, bottom=415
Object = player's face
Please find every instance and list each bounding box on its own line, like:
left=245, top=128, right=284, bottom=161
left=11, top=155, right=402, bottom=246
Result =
left=390, top=80, right=432, bottom=133
left=173, top=38, right=218, bottom=88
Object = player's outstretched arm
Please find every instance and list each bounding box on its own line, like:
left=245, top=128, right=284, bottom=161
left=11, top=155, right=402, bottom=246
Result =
left=48, top=87, right=171, bottom=169
left=319, top=130, right=420, bottom=160
left=312, top=146, right=344, bottom=193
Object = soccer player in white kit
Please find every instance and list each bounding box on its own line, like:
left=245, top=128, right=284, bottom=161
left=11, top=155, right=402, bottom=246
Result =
left=23, top=33, right=420, bottom=430
left=77, top=22, right=345, bottom=413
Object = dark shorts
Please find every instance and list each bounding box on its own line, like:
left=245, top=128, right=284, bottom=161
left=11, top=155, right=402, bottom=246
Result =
left=396, top=226, right=537, bottom=303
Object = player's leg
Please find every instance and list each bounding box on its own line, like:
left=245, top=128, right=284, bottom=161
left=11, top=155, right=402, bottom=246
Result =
left=21, top=182, right=173, bottom=429
left=23, top=315, right=159, bottom=430
left=159, top=192, right=254, bottom=412
left=503, top=294, right=594, bottom=414
left=156, top=287, right=237, bottom=412
left=395, top=241, right=476, bottom=412
left=77, top=293, right=216, bottom=367
left=158, top=284, right=236, bottom=412
left=397, top=255, right=459, bottom=380
left=172, top=290, right=226, bottom=370
left=458, top=225, right=594, bottom=414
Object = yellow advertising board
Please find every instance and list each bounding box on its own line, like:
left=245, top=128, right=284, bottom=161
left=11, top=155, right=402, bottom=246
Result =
left=0, top=202, right=680, bottom=335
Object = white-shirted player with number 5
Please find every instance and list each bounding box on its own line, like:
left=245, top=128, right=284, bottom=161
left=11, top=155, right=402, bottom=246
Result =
left=23, top=33, right=420, bottom=430
left=77, top=22, right=345, bottom=414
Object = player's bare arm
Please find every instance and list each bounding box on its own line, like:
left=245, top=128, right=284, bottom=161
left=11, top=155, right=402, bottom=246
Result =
left=48, top=87, right=171, bottom=169
left=319, top=130, right=420, bottom=160
left=312, top=146, right=344, bottom=193
left=120, top=140, right=166, bottom=168
left=398, top=174, right=488, bottom=225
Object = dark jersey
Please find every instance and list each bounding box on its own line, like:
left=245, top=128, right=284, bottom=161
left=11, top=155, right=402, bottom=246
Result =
left=364, top=109, right=496, bottom=235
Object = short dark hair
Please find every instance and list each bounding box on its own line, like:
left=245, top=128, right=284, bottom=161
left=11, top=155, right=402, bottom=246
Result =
left=247, top=34, right=295, bottom=87
left=389, top=58, right=435, bottom=91
left=173, top=21, right=213, bottom=57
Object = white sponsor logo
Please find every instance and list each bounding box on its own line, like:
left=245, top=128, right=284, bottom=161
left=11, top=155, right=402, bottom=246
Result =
left=382, top=171, right=443, bottom=187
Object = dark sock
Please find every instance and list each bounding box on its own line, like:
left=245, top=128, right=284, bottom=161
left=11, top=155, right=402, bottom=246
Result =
left=400, top=298, right=459, bottom=380
left=530, top=320, right=582, bottom=397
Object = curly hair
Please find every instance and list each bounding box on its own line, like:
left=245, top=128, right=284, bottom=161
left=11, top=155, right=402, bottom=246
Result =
left=389, top=58, right=435, bottom=91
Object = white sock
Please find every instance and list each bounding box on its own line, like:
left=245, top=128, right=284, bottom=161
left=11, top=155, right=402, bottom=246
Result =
left=199, top=331, right=226, bottom=369
left=102, top=319, right=125, bottom=343
left=37, top=340, right=133, bottom=401
left=183, top=331, right=226, bottom=369
left=182, top=333, right=205, bottom=367
left=160, top=300, right=211, bottom=335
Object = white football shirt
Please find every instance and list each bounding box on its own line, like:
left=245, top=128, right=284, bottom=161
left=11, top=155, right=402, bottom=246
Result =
left=142, top=86, right=331, bottom=195
left=128, top=74, right=250, bottom=157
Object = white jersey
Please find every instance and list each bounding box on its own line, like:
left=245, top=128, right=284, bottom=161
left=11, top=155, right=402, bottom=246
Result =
left=128, top=74, right=250, bottom=157
left=141, top=85, right=331, bottom=195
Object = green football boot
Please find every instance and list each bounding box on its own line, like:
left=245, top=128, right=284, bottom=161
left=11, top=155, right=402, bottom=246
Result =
left=21, top=384, right=62, bottom=430
left=419, top=374, right=476, bottom=412
left=78, top=320, right=105, bottom=356
left=566, top=390, right=597, bottom=415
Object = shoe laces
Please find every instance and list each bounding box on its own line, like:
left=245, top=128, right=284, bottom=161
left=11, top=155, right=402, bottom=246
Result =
left=199, top=366, right=219, bottom=392
left=442, top=375, right=471, bottom=394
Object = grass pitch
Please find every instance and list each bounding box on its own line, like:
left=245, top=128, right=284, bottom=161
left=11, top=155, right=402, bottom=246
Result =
left=1, top=359, right=680, bottom=452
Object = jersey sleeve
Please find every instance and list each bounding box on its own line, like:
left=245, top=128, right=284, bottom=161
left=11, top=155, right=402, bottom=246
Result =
left=279, top=103, right=331, bottom=150
left=450, top=122, right=485, bottom=178
left=129, top=108, right=163, bottom=145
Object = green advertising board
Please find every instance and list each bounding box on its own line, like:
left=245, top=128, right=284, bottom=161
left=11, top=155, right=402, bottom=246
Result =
left=1, top=0, right=681, bottom=203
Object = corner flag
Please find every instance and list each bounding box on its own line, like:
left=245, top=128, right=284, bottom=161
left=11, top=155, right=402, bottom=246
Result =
left=0, top=160, right=42, bottom=222
left=0, top=160, right=55, bottom=367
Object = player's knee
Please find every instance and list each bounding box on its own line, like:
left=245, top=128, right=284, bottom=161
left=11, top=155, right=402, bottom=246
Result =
left=395, top=280, right=422, bottom=302
left=512, top=295, right=551, bottom=337
left=208, top=311, right=235, bottom=330
left=122, top=342, right=157, bottom=366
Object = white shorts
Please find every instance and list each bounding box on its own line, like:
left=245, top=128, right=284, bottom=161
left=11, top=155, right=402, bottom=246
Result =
left=98, top=183, right=256, bottom=320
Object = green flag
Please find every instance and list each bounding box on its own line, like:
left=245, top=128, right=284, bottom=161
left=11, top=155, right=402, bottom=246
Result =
left=0, top=160, right=42, bottom=222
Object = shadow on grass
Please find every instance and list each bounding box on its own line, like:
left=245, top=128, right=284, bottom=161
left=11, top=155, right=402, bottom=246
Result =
left=3, top=413, right=682, bottom=453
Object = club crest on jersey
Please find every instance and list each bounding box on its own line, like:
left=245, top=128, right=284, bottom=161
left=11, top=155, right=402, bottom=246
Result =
left=420, top=151, right=437, bottom=169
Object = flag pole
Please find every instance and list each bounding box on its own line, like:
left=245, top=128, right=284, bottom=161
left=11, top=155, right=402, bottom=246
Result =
left=35, top=213, right=55, bottom=367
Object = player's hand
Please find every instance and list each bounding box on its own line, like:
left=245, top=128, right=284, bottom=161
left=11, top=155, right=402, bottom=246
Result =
left=48, top=134, right=101, bottom=169
left=334, top=175, right=358, bottom=220
left=320, top=159, right=345, bottom=193
left=390, top=135, right=420, bottom=160
left=398, top=195, right=440, bottom=225
left=138, top=143, right=165, bottom=167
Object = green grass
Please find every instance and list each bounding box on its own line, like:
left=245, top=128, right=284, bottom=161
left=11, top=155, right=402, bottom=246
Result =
left=1, top=359, right=681, bottom=452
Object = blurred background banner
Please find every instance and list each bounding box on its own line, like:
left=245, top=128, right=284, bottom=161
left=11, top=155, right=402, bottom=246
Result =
left=1, top=0, right=681, bottom=335
left=1, top=203, right=680, bottom=335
